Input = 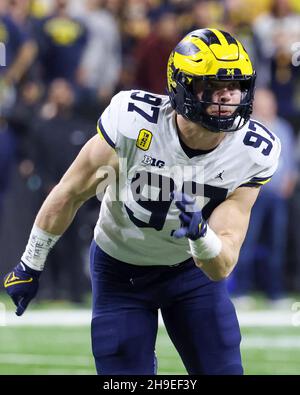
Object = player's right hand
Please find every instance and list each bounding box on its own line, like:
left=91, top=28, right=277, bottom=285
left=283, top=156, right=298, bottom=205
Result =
left=3, top=262, right=41, bottom=316
left=171, top=191, right=208, bottom=240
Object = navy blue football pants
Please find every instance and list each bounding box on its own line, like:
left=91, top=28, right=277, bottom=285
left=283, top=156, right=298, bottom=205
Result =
left=90, top=240, right=243, bottom=375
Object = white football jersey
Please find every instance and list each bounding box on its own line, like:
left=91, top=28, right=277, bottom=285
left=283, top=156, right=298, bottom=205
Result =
left=94, top=90, right=281, bottom=266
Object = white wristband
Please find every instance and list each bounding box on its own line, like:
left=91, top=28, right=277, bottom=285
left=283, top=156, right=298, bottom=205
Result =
left=21, top=225, right=61, bottom=271
left=188, top=225, right=222, bottom=260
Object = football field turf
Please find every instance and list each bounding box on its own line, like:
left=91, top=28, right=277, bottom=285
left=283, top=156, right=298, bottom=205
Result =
left=0, top=324, right=300, bottom=375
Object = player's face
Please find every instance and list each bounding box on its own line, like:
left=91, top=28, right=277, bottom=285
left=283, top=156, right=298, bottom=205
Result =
left=195, top=80, right=242, bottom=117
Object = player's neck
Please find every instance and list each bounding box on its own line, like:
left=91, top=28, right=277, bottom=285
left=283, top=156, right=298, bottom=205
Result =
left=175, top=114, right=226, bottom=151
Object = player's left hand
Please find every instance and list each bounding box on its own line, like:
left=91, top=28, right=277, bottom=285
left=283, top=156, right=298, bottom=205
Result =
left=171, top=191, right=207, bottom=240
left=3, top=262, right=41, bottom=316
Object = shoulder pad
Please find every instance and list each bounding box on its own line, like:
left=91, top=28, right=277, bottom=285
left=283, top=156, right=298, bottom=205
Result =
left=118, top=90, right=167, bottom=140
left=97, top=91, right=129, bottom=148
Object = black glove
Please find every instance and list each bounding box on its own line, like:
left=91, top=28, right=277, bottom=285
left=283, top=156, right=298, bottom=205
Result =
left=171, top=191, right=207, bottom=240
left=3, top=262, right=41, bottom=316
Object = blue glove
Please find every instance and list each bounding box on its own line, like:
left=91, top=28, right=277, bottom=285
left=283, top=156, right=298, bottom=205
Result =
left=3, top=262, right=41, bottom=316
left=171, top=191, right=207, bottom=240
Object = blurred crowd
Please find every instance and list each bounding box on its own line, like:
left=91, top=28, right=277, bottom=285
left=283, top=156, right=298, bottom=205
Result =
left=1, top=0, right=300, bottom=304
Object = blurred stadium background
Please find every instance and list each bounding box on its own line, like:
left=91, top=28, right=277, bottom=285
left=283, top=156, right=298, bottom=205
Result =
left=1, top=0, right=300, bottom=375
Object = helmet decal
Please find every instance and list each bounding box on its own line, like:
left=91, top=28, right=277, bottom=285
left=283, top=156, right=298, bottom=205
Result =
left=174, top=41, right=201, bottom=56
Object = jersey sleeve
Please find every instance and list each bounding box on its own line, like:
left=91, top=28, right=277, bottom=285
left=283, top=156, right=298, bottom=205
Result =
left=96, top=91, right=125, bottom=149
left=238, top=121, right=281, bottom=188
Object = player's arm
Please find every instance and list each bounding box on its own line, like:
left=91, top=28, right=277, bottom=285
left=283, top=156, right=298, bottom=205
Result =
left=172, top=187, right=260, bottom=281
left=195, top=186, right=259, bottom=281
left=3, top=135, right=118, bottom=315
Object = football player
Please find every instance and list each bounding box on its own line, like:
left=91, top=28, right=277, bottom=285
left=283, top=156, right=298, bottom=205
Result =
left=3, top=28, right=280, bottom=375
